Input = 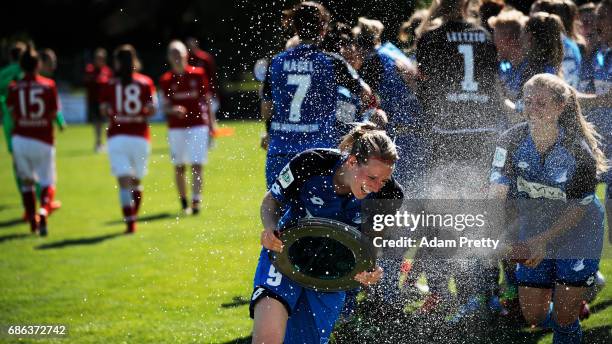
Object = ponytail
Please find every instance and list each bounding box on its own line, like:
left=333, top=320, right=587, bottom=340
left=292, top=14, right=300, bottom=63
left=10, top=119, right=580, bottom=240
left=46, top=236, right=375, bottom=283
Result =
left=559, top=89, right=608, bottom=174
left=339, top=122, right=398, bottom=165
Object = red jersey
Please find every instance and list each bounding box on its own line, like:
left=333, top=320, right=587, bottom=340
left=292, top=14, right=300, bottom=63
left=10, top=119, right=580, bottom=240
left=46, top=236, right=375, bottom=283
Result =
left=188, top=48, right=219, bottom=97
left=159, top=66, right=211, bottom=129
left=84, top=63, right=113, bottom=104
left=100, top=73, right=157, bottom=140
left=7, top=74, right=59, bottom=145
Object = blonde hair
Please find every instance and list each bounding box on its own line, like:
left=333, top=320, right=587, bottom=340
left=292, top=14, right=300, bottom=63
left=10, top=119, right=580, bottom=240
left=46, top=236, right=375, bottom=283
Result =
left=488, top=9, right=529, bottom=36
left=168, top=40, right=188, bottom=57
left=339, top=122, right=398, bottom=165
left=524, top=74, right=608, bottom=174
left=353, top=17, right=384, bottom=50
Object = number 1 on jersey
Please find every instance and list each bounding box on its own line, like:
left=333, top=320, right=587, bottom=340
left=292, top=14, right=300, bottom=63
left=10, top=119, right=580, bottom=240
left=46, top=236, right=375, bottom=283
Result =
left=287, top=74, right=311, bottom=122
left=458, top=44, right=478, bottom=92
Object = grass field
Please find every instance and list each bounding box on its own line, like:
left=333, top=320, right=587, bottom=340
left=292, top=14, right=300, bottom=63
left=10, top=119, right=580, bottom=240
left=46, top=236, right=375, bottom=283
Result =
left=0, top=122, right=610, bottom=343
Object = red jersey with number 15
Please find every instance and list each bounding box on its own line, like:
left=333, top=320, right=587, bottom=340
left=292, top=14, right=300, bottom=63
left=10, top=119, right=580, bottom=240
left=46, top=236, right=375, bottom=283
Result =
left=159, top=66, right=210, bottom=128
left=100, top=73, right=157, bottom=140
left=7, top=74, right=59, bottom=145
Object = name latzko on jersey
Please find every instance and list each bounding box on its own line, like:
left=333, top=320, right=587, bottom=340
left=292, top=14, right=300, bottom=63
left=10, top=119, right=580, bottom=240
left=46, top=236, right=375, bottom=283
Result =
left=446, top=31, right=486, bottom=43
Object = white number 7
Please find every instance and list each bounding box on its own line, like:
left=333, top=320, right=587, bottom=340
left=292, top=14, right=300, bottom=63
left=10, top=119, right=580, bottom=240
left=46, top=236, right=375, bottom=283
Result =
left=287, top=74, right=311, bottom=122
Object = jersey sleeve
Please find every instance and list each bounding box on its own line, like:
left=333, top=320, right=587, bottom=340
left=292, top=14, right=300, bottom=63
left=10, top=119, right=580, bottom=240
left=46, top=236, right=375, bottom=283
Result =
left=261, top=63, right=273, bottom=102
left=360, top=53, right=383, bottom=93
left=48, top=83, right=59, bottom=118
left=489, top=126, right=524, bottom=186
left=330, top=53, right=368, bottom=103
left=269, top=151, right=324, bottom=204
left=148, top=80, right=158, bottom=110
left=566, top=142, right=599, bottom=203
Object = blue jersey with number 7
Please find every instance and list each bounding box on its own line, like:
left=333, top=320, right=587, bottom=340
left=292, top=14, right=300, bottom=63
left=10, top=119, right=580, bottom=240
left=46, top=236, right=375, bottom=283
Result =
left=263, top=44, right=368, bottom=156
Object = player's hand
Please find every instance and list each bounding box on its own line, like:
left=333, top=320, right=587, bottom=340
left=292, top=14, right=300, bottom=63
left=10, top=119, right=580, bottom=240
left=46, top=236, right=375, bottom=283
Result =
left=59, top=124, right=66, bottom=132
left=354, top=266, right=383, bottom=286
left=261, top=229, right=283, bottom=252
left=260, top=133, right=269, bottom=150
left=524, top=239, right=546, bottom=268
left=171, top=105, right=187, bottom=117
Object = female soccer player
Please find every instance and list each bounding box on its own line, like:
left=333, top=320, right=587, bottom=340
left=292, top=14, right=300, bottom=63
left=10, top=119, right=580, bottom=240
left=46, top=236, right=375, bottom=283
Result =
left=490, top=73, right=606, bottom=343
left=6, top=46, right=60, bottom=236
left=250, top=123, right=403, bottom=344
left=100, top=45, right=157, bottom=234
left=159, top=40, right=216, bottom=215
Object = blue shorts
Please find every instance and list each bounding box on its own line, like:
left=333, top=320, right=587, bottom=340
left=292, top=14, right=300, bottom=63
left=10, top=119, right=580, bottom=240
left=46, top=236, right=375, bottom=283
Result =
left=250, top=248, right=345, bottom=344
left=265, top=154, right=294, bottom=189
left=516, top=258, right=600, bottom=289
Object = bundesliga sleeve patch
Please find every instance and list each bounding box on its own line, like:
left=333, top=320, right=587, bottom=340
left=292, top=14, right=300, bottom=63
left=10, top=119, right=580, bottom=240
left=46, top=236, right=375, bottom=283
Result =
left=278, top=164, right=295, bottom=189
left=492, top=147, right=507, bottom=168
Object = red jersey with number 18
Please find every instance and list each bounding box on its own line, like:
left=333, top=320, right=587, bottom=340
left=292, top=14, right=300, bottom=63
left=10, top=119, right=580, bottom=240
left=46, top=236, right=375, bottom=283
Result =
left=100, top=73, right=157, bottom=140
left=7, top=74, right=59, bottom=145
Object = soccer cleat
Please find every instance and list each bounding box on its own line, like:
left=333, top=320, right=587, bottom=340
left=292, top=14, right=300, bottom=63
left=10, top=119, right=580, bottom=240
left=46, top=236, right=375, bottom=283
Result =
left=38, top=215, right=48, bottom=237
left=191, top=200, right=201, bottom=215
left=125, top=222, right=136, bottom=234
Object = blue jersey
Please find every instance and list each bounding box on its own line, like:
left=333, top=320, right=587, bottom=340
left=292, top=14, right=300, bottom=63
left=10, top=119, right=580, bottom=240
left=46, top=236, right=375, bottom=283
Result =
left=251, top=149, right=403, bottom=344
left=270, top=149, right=403, bottom=230
left=490, top=124, right=604, bottom=259
left=561, top=35, right=582, bottom=89
left=263, top=44, right=367, bottom=156
left=580, top=47, right=612, bottom=187
left=499, top=60, right=522, bottom=101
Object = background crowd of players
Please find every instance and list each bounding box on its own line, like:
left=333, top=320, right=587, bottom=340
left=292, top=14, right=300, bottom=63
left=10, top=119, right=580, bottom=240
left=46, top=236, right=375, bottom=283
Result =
left=1, top=0, right=611, bottom=343
left=252, top=0, right=612, bottom=343
left=1, top=39, right=220, bottom=235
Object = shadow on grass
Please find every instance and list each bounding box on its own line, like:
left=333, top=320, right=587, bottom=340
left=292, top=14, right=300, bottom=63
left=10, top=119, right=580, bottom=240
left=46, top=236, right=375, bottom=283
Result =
left=0, top=217, right=24, bottom=228
left=590, top=299, right=612, bottom=314
left=104, top=212, right=173, bottom=226
left=218, top=336, right=252, bottom=344
left=0, top=233, right=31, bottom=243
left=583, top=325, right=612, bottom=343
left=221, top=296, right=249, bottom=309
left=36, top=232, right=124, bottom=250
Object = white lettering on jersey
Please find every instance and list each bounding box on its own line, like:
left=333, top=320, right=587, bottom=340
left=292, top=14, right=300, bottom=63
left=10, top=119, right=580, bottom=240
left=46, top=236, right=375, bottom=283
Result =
left=251, top=287, right=265, bottom=301
left=278, top=164, right=295, bottom=189
left=492, top=147, right=507, bottom=168
left=283, top=60, right=314, bottom=73
left=572, top=259, right=585, bottom=272
left=517, top=176, right=567, bottom=201
left=518, top=161, right=529, bottom=169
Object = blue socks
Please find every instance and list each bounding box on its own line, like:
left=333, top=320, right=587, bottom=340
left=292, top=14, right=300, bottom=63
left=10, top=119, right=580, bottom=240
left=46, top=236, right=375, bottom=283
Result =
left=552, top=319, right=581, bottom=344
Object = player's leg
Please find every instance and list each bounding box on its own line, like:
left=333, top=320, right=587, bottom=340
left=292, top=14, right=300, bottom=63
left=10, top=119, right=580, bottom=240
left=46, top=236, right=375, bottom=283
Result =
left=130, top=137, right=150, bottom=216
left=187, top=126, right=208, bottom=214
left=551, top=284, right=585, bottom=344
left=118, top=176, right=136, bottom=233
left=12, top=136, right=40, bottom=233
left=108, top=136, right=137, bottom=233
left=250, top=249, right=300, bottom=344
left=190, top=164, right=202, bottom=214
left=518, top=286, right=553, bottom=326
left=174, top=165, right=188, bottom=213
left=168, top=128, right=190, bottom=212
left=37, top=142, right=55, bottom=237
left=251, top=297, right=289, bottom=344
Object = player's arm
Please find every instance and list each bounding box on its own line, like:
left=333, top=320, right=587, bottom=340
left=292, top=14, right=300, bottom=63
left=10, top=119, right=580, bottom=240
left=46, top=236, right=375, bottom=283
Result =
left=260, top=191, right=284, bottom=252
left=55, top=111, right=66, bottom=131
left=2, top=94, right=15, bottom=153
left=144, top=81, right=158, bottom=116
